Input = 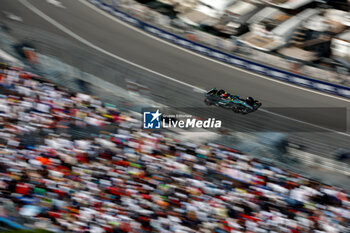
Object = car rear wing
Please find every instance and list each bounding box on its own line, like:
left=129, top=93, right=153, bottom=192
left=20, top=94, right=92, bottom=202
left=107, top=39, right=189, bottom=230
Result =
left=206, top=88, right=217, bottom=94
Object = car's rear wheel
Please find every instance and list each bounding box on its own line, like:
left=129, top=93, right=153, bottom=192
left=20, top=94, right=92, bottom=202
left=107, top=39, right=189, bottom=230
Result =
left=204, top=98, right=211, bottom=105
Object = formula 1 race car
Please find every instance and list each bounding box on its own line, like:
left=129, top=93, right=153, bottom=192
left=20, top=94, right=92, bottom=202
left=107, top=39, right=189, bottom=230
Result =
left=204, top=88, right=262, bottom=114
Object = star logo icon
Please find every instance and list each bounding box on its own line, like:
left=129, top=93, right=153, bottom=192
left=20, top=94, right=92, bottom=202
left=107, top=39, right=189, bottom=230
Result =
left=150, top=109, right=161, bottom=122
left=143, top=109, right=162, bottom=129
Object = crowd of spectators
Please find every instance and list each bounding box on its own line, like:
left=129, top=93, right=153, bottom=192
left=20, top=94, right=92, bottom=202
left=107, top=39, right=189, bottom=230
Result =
left=0, top=65, right=349, bottom=233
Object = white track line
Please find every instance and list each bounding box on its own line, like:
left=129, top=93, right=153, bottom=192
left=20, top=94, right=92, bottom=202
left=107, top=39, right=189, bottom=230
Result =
left=19, top=0, right=198, bottom=91
left=19, top=0, right=350, bottom=136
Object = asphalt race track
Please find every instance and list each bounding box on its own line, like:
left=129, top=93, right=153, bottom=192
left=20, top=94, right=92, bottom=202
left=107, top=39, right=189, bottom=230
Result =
left=1, top=0, right=350, bottom=157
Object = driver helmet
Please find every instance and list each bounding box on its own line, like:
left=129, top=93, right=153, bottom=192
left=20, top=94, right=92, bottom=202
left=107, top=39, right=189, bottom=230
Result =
left=246, top=97, right=254, bottom=105
left=221, top=92, right=229, bottom=98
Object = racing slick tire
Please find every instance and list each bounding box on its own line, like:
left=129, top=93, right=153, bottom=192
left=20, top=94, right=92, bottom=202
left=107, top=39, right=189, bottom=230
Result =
left=240, top=107, right=250, bottom=115
left=204, top=98, right=212, bottom=106
left=232, top=107, right=239, bottom=113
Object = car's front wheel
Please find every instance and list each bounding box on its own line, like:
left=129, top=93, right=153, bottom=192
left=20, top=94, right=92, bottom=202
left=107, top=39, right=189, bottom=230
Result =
left=232, top=107, right=239, bottom=113
left=240, top=108, right=249, bottom=115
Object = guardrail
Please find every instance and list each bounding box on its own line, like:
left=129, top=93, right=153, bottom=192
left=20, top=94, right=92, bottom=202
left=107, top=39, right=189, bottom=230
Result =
left=288, top=148, right=350, bottom=176
left=87, top=0, right=350, bottom=99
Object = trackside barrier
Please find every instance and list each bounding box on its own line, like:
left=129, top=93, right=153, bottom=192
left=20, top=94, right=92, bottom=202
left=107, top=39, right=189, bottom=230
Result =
left=0, top=217, right=27, bottom=230
left=288, top=148, right=350, bottom=177
left=87, top=0, right=350, bottom=99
